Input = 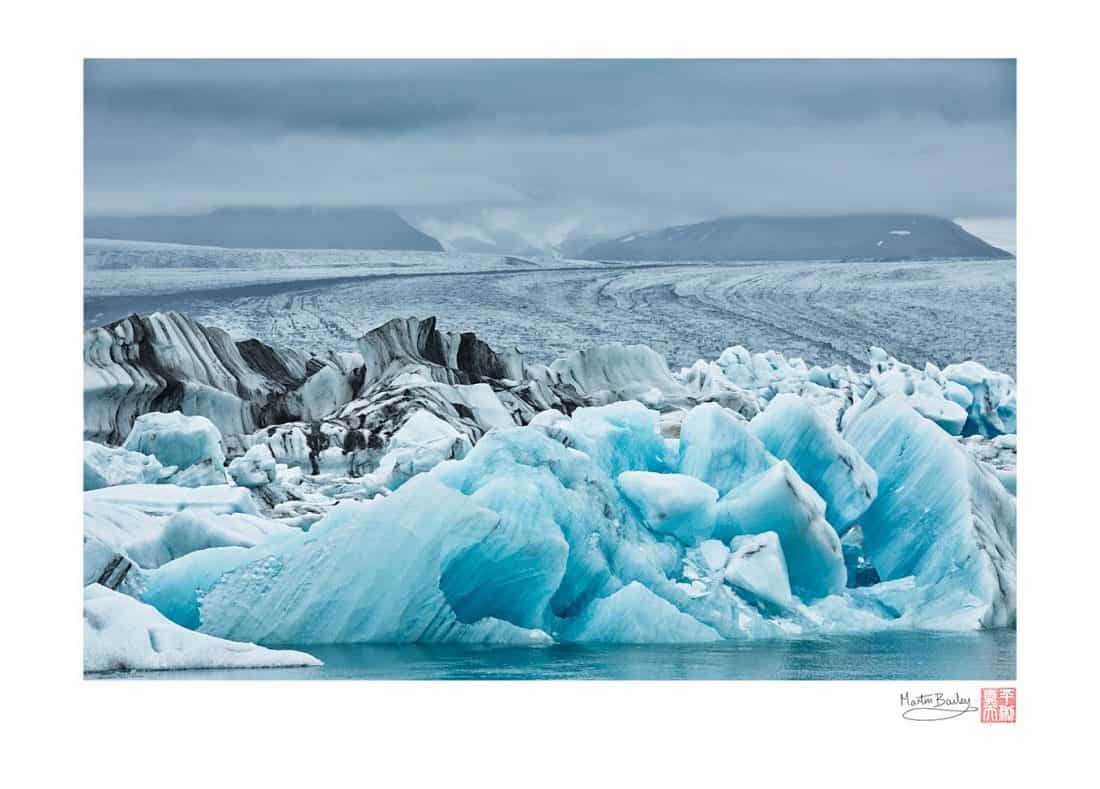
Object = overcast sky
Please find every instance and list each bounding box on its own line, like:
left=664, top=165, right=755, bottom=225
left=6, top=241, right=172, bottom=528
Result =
left=85, top=59, right=1015, bottom=246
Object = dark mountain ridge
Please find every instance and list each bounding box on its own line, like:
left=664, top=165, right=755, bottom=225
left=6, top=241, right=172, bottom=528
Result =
left=578, top=214, right=1012, bottom=262
left=84, top=206, right=444, bottom=251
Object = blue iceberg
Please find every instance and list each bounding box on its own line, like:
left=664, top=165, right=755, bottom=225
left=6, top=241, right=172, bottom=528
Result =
left=844, top=397, right=1016, bottom=628
left=714, top=461, right=847, bottom=600
left=750, top=393, right=877, bottom=532
left=137, top=396, right=1016, bottom=644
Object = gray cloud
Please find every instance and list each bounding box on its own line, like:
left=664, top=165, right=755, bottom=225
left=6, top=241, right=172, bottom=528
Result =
left=84, top=59, right=1016, bottom=244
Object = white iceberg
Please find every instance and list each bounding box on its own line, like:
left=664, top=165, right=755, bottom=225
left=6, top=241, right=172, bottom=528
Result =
left=84, top=441, right=172, bottom=491
left=84, top=584, right=320, bottom=673
left=370, top=409, right=474, bottom=489
left=536, top=343, right=687, bottom=405
left=84, top=496, right=296, bottom=591
left=123, top=412, right=229, bottom=487
left=942, top=360, right=1018, bottom=437
left=85, top=483, right=259, bottom=516
left=227, top=444, right=278, bottom=488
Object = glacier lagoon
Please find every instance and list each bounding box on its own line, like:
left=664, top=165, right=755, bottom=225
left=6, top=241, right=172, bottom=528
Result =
left=82, top=249, right=1017, bottom=678
left=88, top=630, right=1015, bottom=681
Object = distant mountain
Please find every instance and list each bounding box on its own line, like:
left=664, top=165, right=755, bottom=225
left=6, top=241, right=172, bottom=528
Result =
left=578, top=214, right=1013, bottom=262
left=84, top=206, right=444, bottom=251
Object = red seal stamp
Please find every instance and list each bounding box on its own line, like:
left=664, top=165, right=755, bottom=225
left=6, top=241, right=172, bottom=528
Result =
left=980, top=687, right=1016, bottom=723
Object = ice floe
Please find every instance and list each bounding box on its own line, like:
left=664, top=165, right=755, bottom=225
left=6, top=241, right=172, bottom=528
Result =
left=84, top=584, right=320, bottom=672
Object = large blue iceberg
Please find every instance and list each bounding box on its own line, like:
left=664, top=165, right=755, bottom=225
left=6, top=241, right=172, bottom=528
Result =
left=844, top=397, right=1016, bottom=628
left=136, top=397, right=1016, bottom=645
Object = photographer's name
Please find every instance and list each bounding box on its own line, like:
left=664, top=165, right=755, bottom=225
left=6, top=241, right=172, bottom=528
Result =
left=899, top=691, right=977, bottom=721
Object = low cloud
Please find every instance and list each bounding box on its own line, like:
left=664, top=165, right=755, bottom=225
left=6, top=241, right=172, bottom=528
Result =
left=85, top=59, right=1016, bottom=240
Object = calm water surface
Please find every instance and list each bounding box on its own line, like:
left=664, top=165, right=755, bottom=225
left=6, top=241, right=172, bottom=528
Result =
left=89, top=630, right=1015, bottom=681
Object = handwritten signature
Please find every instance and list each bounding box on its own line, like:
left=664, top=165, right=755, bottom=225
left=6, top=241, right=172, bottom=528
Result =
left=899, top=691, right=978, bottom=722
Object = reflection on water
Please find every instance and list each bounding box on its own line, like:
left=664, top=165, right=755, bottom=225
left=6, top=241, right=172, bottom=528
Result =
left=89, top=630, right=1015, bottom=681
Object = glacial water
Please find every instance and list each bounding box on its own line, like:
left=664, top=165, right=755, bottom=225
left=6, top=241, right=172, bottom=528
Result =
left=88, top=630, right=1014, bottom=681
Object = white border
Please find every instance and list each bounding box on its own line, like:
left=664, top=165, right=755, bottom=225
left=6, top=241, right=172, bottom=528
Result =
left=5, top=0, right=1096, bottom=782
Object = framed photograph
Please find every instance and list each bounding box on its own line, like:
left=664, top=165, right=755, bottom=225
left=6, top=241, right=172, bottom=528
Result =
left=21, top=2, right=1092, bottom=777
left=82, top=58, right=1017, bottom=684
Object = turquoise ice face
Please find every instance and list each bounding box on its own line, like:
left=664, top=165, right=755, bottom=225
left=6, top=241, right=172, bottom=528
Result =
left=137, top=397, right=1016, bottom=645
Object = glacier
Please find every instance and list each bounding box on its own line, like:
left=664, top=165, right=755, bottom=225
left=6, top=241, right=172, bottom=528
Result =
left=81, top=312, right=1017, bottom=669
